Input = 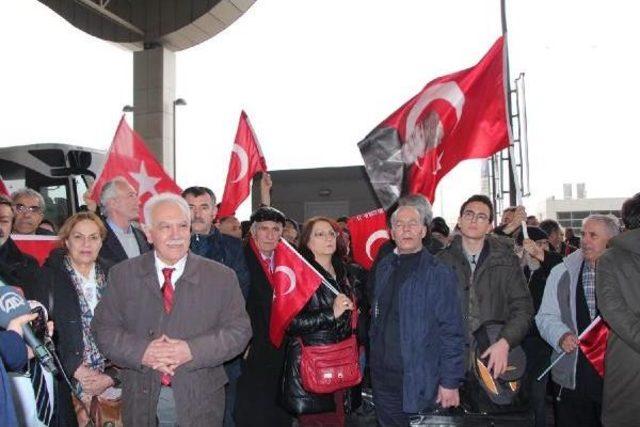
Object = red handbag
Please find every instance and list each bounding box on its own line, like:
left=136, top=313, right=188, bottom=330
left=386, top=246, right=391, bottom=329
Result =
left=298, top=302, right=362, bottom=394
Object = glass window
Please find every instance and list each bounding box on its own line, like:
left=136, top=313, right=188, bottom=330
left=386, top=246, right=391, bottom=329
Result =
left=40, top=185, right=68, bottom=229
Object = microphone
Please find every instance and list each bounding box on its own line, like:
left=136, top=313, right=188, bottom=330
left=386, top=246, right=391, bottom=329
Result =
left=0, top=284, right=59, bottom=375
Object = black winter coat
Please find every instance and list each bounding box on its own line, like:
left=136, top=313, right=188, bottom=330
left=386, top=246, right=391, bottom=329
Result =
left=279, top=257, right=357, bottom=415
left=0, top=239, right=78, bottom=427
left=235, top=245, right=293, bottom=427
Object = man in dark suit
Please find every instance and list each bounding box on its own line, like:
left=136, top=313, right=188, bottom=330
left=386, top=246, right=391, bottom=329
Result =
left=235, top=206, right=293, bottom=427
left=98, top=176, right=151, bottom=272
left=182, top=186, right=249, bottom=427
left=92, top=193, right=252, bottom=426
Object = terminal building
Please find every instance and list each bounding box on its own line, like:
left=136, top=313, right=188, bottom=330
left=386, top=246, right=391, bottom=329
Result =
left=536, top=183, right=625, bottom=232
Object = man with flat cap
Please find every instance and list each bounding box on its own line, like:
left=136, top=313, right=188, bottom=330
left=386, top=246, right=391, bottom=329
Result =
left=235, top=207, right=293, bottom=427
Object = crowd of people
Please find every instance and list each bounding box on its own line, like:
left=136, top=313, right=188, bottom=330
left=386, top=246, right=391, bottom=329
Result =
left=1, top=175, right=639, bottom=427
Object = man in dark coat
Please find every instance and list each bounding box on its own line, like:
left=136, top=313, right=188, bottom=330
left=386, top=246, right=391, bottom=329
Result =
left=1, top=195, right=76, bottom=426
left=369, top=198, right=465, bottom=425
left=92, top=193, right=251, bottom=426
left=0, top=195, right=48, bottom=304
left=235, top=207, right=293, bottom=427
left=437, top=195, right=533, bottom=412
left=596, top=193, right=640, bottom=427
left=97, top=177, right=151, bottom=272
left=183, top=186, right=250, bottom=426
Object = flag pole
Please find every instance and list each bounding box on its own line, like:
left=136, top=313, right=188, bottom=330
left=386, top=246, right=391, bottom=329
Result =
left=500, top=0, right=521, bottom=206
left=278, top=238, right=341, bottom=296
left=537, top=316, right=603, bottom=381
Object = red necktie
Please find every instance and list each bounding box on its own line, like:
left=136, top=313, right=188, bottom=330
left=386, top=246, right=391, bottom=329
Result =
left=160, top=267, right=175, bottom=386
left=161, top=268, right=175, bottom=313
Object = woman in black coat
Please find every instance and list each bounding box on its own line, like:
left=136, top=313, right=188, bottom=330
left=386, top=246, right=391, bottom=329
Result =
left=279, top=216, right=357, bottom=426
left=44, top=212, right=120, bottom=426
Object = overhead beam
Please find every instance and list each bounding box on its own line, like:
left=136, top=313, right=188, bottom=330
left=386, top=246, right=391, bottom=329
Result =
left=73, top=0, right=144, bottom=36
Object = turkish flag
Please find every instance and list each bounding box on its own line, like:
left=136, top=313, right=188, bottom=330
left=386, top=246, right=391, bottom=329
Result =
left=578, top=316, right=609, bottom=377
left=88, top=116, right=182, bottom=221
left=218, top=111, right=267, bottom=217
left=0, top=173, right=9, bottom=197
left=11, top=235, right=60, bottom=266
left=358, top=36, right=509, bottom=208
left=269, top=239, right=323, bottom=348
left=346, top=209, right=389, bottom=270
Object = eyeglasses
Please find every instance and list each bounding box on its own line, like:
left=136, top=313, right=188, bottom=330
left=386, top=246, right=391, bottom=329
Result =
left=392, top=220, right=422, bottom=230
left=15, top=204, right=42, bottom=214
left=313, top=230, right=338, bottom=239
left=462, top=210, right=490, bottom=223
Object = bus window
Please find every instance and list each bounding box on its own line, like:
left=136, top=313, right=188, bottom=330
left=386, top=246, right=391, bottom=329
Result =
left=40, top=184, right=69, bottom=229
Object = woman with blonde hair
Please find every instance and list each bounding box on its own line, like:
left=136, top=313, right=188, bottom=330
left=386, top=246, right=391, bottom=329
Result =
left=44, top=211, right=121, bottom=426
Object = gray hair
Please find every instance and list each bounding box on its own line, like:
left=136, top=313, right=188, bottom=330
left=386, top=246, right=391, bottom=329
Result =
left=583, top=214, right=621, bottom=238
left=393, top=194, right=433, bottom=226
left=143, top=193, right=191, bottom=227
left=11, top=188, right=45, bottom=210
left=100, top=176, right=131, bottom=213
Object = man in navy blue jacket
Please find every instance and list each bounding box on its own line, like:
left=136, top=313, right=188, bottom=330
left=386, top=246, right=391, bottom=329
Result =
left=182, top=186, right=250, bottom=427
left=369, top=196, right=465, bottom=426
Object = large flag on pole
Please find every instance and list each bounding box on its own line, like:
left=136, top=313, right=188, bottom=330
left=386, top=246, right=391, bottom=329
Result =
left=88, top=116, right=182, bottom=221
left=346, top=209, right=389, bottom=270
left=269, top=239, right=324, bottom=347
left=218, top=111, right=268, bottom=217
left=578, top=315, right=609, bottom=377
left=358, top=36, right=509, bottom=208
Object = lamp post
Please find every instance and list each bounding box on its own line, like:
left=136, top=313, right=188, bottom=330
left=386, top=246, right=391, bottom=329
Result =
left=173, top=98, right=187, bottom=179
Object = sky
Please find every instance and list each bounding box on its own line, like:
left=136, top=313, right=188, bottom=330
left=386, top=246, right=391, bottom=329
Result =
left=1, top=0, right=638, bottom=224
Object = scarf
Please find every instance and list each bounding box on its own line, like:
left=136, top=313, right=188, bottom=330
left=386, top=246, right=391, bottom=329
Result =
left=63, top=256, right=107, bottom=372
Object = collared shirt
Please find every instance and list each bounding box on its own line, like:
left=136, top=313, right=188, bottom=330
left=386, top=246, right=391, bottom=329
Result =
left=154, top=252, right=187, bottom=289
left=107, top=218, right=141, bottom=259
left=463, top=250, right=481, bottom=274
left=259, top=251, right=275, bottom=274
left=72, top=264, right=99, bottom=313
left=582, top=261, right=597, bottom=320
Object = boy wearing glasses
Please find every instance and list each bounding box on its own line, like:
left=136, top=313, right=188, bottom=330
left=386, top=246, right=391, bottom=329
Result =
left=437, top=195, right=533, bottom=402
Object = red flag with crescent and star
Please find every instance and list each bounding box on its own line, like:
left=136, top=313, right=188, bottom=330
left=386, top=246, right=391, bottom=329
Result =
left=358, top=36, right=509, bottom=208
left=88, top=116, right=182, bottom=221
left=218, top=111, right=268, bottom=217
left=269, top=239, right=324, bottom=348
left=346, top=208, right=390, bottom=270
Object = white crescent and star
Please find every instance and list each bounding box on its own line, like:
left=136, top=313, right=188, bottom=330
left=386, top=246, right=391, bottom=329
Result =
left=129, top=161, right=161, bottom=197
left=231, top=144, right=249, bottom=183
left=365, top=229, right=390, bottom=261
left=274, top=265, right=297, bottom=296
